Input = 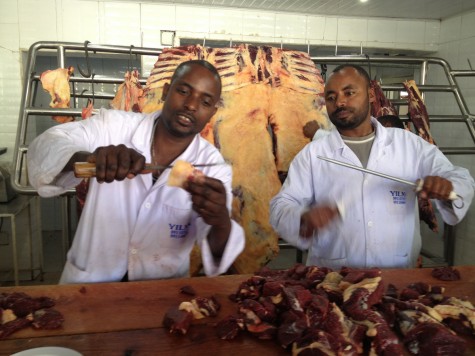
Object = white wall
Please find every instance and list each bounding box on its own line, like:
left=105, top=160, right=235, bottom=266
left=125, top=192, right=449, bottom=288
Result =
left=426, top=9, right=475, bottom=265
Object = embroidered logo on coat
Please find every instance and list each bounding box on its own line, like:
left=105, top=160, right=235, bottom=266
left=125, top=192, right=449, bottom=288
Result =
left=169, top=223, right=190, bottom=239
left=390, top=190, right=406, bottom=205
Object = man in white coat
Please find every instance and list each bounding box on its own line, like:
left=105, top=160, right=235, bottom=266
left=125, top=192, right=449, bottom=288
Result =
left=28, top=60, right=245, bottom=283
left=270, top=64, right=474, bottom=269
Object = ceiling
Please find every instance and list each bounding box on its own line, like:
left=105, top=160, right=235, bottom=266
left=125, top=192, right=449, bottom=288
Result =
left=116, top=0, right=475, bottom=21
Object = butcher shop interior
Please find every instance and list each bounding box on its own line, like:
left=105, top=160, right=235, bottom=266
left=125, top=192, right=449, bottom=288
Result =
left=0, top=0, right=474, bottom=284
left=1, top=0, right=475, bottom=353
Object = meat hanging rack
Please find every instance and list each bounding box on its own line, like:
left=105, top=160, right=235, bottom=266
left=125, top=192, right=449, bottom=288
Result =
left=12, top=41, right=475, bottom=264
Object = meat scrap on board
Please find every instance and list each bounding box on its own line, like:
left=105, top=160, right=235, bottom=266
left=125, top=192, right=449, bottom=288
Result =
left=210, top=264, right=472, bottom=355
left=0, top=292, right=64, bottom=339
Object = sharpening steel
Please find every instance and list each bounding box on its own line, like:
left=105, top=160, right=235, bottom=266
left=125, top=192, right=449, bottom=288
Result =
left=317, top=155, right=459, bottom=201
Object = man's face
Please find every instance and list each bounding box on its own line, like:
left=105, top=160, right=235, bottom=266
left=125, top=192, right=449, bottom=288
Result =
left=324, top=67, right=374, bottom=133
left=160, top=64, right=220, bottom=138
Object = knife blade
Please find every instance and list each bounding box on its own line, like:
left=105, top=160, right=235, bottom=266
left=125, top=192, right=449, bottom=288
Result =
left=74, top=162, right=224, bottom=178
left=317, top=155, right=459, bottom=202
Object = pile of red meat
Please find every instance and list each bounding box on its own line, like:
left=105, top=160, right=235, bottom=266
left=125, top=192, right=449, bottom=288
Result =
left=214, top=265, right=473, bottom=355
left=0, top=292, right=64, bottom=339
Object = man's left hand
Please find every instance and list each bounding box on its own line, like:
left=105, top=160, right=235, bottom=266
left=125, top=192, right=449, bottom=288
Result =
left=185, top=177, right=230, bottom=227
left=418, top=176, right=454, bottom=201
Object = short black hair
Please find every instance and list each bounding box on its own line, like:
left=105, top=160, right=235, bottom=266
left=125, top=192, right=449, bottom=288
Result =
left=377, top=115, right=405, bottom=129
left=332, top=64, right=371, bottom=87
left=171, top=60, right=222, bottom=91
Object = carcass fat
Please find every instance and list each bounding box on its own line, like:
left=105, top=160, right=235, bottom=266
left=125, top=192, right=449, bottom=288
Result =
left=39, top=66, right=75, bottom=123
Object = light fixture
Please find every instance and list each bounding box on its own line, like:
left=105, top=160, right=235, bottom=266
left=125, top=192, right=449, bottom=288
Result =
left=360, top=0, right=369, bottom=3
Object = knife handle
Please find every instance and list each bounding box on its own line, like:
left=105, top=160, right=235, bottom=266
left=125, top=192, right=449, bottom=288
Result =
left=415, top=179, right=459, bottom=201
left=74, top=162, right=156, bottom=178
left=74, top=162, right=97, bottom=178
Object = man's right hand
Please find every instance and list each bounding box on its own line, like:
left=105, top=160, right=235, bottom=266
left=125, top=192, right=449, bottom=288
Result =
left=300, top=205, right=340, bottom=238
left=88, top=145, right=146, bottom=183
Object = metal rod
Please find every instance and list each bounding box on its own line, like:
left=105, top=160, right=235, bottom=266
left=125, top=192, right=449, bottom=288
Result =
left=32, top=74, right=148, bottom=85
left=317, top=155, right=417, bottom=187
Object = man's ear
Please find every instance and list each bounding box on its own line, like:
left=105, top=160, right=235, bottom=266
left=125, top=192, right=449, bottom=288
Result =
left=161, top=83, right=170, bottom=101
left=368, top=87, right=376, bottom=103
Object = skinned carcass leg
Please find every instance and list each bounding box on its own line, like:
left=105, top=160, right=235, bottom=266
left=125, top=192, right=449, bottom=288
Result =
left=269, top=88, right=328, bottom=174
left=216, top=84, right=281, bottom=272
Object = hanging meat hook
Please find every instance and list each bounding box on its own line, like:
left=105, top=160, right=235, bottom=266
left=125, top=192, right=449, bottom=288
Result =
left=91, top=73, right=96, bottom=105
left=128, top=45, right=135, bottom=72
left=77, top=40, right=92, bottom=78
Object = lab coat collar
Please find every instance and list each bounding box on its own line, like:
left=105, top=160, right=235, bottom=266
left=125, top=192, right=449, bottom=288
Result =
left=326, top=116, right=393, bottom=164
left=128, top=110, right=203, bottom=189
left=130, top=110, right=162, bottom=162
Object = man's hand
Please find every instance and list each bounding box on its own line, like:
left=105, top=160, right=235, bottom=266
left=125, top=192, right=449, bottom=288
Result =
left=88, top=145, right=146, bottom=183
left=300, top=205, right=339, bottom=238
left=186, top=177, right=230, bottom=227
left=303, top=120, right=320, bottom=139
left=185, top=177, right=231, bottom=258
left=417, top=176, right=454, bottom=201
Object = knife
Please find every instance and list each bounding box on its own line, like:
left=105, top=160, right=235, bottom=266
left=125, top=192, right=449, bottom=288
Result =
left=74, top=162, right=223, bottom=178
left=317, top=155, right=460, bottom=203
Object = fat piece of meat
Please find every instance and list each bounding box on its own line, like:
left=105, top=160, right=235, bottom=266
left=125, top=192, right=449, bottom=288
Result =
left=140, top=45, right=329, bottom=274
left=110, top=69, right=143, bottom=112
left=40, top=66, right=75, bottom=123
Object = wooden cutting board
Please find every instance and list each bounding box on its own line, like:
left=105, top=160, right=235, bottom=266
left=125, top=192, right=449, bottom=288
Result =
left=0, top=267, right=474, bottom=355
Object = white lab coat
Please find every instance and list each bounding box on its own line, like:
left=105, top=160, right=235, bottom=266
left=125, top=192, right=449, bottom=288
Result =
left=28, top=109, right=245, bottom=283
left=270, top=118, right=474, bottom=269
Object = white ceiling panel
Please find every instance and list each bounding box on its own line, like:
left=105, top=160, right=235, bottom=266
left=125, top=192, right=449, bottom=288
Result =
left=103, top=0, right=475, bottom=21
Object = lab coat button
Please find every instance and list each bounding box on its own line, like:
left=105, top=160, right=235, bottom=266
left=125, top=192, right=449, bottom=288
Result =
left=367, top=221, right=373, bottom=227
left=145, top=202, right=151, bottom=209
left=131, top=248, right=138, bottom=255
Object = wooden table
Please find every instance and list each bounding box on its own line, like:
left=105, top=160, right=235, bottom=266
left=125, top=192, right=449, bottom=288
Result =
left=1, top=267, right=475, bottom=355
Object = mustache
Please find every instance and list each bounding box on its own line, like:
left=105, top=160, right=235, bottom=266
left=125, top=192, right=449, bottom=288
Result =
left=333, top=107, right=351, bottom=115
